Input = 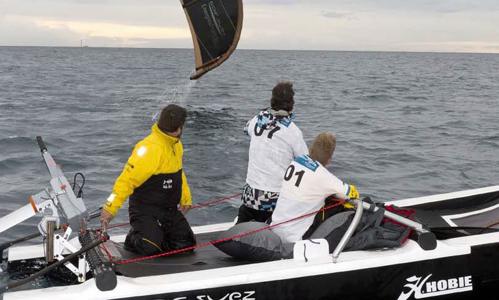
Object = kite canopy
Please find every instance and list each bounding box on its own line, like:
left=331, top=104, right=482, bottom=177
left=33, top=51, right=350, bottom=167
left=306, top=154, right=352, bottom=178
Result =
left=180, top=0, right=243, bottom=80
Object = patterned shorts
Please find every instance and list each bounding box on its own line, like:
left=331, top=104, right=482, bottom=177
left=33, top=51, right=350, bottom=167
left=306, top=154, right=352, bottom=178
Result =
left=241, top=183, right=279, bottom=212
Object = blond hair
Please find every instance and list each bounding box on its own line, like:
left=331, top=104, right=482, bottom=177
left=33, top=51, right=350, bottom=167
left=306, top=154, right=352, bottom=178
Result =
left=309, top=132, right=336, bottom=165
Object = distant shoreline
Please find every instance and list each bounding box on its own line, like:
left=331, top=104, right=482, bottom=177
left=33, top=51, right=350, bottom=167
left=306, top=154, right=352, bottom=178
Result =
left=0, top=45, right=498, bottom=55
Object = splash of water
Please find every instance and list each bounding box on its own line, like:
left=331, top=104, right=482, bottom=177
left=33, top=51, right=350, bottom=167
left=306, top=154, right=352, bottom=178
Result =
left=151, top=80, right=198, bottom=122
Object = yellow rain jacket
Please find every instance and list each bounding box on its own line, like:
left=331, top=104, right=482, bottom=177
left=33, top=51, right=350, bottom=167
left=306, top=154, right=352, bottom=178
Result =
left=103, top=124, right=191, bottom=216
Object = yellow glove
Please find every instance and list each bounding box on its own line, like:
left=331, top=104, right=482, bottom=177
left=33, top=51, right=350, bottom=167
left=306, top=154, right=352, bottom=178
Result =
left=342, top=184, right=359, bottom=209
left=347, top=184, right=360, bottom=200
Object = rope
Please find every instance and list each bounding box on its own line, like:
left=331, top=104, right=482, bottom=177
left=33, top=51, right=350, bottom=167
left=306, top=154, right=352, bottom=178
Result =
left=190, top=192, right=241, bottom=209
left=99, top=242, right=114, bottom=260
left=486, top=221, right=499, bottom=229
left=104, top=193, right=242, bottom=230
left=112, top=199, right=346, bottom=265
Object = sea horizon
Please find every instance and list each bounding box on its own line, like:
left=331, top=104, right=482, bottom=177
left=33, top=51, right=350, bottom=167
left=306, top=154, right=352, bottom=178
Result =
left=1, top=44, right=499, bottom=56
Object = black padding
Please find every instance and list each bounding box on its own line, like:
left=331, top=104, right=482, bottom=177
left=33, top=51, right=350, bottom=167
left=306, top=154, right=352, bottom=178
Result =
left=310, top=211, right=354, bottom=252
left=214, top=222, right=284, bottom=261
left=310, top=211, right=354, bottom=239
left=94, top=262, right=117, bottom=291
left=417, top=231, right=437, bottom=251
left=36, top=136, right=47, bottom=152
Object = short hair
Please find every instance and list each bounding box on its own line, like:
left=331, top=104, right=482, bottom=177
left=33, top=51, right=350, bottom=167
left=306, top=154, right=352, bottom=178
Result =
left=270, top=81, right=295, bottom=112
left=309, top=132, right=336, bottom=165
left=157, top=104, right=187, bottom=133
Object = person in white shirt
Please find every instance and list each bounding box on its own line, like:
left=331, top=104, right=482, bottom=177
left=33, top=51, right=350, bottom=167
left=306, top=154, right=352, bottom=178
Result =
left=237, top=81, right=308, bottom=224
left=271, top=132, right=359, bottom=243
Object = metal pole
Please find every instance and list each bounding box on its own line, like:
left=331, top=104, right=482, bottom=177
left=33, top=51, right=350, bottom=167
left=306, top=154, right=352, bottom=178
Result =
left=46, top=220, right=56, bottom=263
left=359, top=201, right=425, bottom=232
left=332, top=199, right=364, bottom=263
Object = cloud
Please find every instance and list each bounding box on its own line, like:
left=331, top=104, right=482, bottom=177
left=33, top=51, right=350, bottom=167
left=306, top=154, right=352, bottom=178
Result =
left=0, top=0, right=185, bottom=27
left=300, top=0, right=499, bottom=14
left=245, top=0, right=298, bottom=4
left=35, top=18, right=189, bottom=40
left=321, top=11, right=354, bottom=19
left=0, top=15, right=191, bottom=48
left=0, top=15, right=77, bottom=47
left=1, top=0, right=499, bottom=53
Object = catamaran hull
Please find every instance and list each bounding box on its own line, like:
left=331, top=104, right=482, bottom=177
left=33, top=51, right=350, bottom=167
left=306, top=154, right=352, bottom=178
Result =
left=5, top=242, right=499, bottom=300
left=116, top=245, right=499, bottom=300
left=3, top=185, right=499, bottom=300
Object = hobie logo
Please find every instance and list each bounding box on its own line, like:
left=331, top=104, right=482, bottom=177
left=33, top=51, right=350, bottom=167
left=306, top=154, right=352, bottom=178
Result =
left=398, top=274, right=472, bottom=300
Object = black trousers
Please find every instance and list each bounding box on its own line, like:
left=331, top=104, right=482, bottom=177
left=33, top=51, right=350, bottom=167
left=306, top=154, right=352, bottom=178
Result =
left=125, top=207, right=196, bottom=255
left=236, top=205, right=273, bottom=224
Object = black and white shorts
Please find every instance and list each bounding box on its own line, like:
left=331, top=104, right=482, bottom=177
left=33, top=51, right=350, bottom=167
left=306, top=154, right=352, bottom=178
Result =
left=241, top=183, right=279, bottom=212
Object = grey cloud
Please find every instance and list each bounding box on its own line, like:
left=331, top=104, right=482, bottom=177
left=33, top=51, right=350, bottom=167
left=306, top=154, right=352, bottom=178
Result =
left=25, top=0, right=170, bottom=5
left=321, top=11, right=353, bottom=19
left=1, top=0, right=499, bottom=52
left=298, top=0, right=499, bottom=13
left=435, top=7, right=466, bottom=14
left=245, top=0, right=298, bottom=5
left=80, top=36, right=189, bottom=48
left=0, top=18, right=76, bottom=46
left=1, top=1, right=184, bottom=27
left=0, top=17, right=191, bottom=48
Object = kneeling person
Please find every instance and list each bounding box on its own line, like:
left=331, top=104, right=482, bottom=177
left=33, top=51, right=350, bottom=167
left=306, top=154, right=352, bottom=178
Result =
left=100, top=104, right=195, bottom=255
left=271, top=132, right=359, bottom=243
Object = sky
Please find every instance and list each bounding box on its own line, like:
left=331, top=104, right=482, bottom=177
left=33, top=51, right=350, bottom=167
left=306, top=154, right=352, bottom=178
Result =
left=1, top=0, right=499, bottom=53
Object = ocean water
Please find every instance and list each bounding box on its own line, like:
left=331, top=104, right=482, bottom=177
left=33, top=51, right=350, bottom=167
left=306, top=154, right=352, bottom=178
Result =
left=0, top=47, right=499, bottom=290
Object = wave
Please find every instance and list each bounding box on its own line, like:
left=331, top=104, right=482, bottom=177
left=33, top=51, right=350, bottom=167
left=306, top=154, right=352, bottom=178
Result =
left=0, top=157, right=37, bottom=174
left=188, top=106, right=239, bottom=130
left=0, top=136, right=41, bottom=155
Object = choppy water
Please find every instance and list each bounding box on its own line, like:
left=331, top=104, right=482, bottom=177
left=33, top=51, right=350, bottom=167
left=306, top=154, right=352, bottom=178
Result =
left=0, top=47, right=499, bottom=291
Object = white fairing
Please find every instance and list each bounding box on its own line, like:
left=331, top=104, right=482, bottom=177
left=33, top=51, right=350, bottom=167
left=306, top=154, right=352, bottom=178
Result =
left=245, top=115, right=308, bottom=192
left=293, top=239, right=330, bottom=263
left=0, top=204, right=36, bottom=234
left=386, top=185, right=499, bottom=207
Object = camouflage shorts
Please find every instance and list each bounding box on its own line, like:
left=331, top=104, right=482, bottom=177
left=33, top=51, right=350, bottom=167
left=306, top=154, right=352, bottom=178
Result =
left=241, top=183, right=279, bottom=212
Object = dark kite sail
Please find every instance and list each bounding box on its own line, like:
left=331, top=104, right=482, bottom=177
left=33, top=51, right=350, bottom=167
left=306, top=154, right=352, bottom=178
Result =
left=180, top=0, right=243, bottom=80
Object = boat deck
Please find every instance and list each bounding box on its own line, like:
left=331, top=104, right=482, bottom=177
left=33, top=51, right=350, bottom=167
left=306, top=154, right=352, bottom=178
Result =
left=411, top=189, right=499, bottom=228
left=113, top=231, right=252, bottom=278
left=112, top=191, right=499, bottom=278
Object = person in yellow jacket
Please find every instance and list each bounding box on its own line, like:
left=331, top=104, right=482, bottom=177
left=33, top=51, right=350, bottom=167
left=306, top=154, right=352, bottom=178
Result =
left=99, top=104, right=195, bottom=255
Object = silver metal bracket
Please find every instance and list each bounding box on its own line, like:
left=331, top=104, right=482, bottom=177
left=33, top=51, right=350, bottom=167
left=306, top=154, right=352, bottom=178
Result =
left=52, top=227, right=89, bottom=282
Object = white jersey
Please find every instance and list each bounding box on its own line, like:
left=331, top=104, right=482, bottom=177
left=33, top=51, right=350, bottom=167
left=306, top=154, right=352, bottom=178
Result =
left=271, top=155, right=350, bottom=243
left=245, top=113, right=308, bottom=193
